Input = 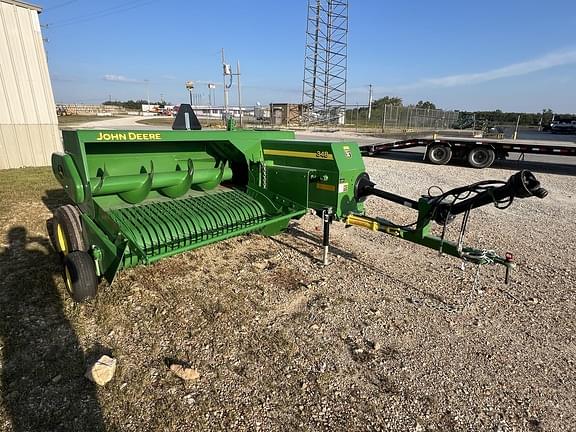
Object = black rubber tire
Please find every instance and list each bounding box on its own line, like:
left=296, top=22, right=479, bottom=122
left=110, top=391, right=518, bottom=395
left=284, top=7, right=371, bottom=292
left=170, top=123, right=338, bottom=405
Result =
left=63, top=251, right=98, bottom=302
left=52, top=205, right=86, bottom=254
left=427, top=144, right=452, bottom=165
left=467, top=147, right=496, bottom=169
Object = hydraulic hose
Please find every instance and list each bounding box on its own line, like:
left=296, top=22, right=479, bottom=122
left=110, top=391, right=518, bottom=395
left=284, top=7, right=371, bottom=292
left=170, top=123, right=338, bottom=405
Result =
left=431, top=170, right=547, bottom=224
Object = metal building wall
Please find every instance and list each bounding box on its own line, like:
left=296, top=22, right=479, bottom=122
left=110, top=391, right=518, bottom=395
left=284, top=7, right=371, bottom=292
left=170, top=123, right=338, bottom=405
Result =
left=0, top=0, right=60, bottom=170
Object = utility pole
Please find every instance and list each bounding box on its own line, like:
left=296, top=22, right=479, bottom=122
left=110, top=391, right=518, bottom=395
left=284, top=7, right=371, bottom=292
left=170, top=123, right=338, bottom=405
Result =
left=144, top=79, right=150, bottom=111
left=381, top=103, right=387, bottom=133
left=237, top=60, right=243, bottom=128
left=221, top=49, right=242, bottom=127
left=513, top=115, right=521, bottom=140
left=222, top=48, right=230, bottom=118
left=367, top=84, right=373, bottom=121
left=538, top=109, right=545, bottom=131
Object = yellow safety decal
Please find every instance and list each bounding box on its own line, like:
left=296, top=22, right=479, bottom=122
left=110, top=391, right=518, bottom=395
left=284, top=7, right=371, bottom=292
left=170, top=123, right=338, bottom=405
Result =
left=316, top=183, right=336, bottom=192
left=343, top=145, right=352, bottom=158
left=263, top=149, right=334, bottom=160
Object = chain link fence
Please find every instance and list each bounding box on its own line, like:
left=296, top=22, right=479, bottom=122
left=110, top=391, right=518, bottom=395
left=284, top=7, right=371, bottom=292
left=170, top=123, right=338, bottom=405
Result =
left=342, top=104, right=459, bottom=133
left=239, top=103, right=459, bottom=134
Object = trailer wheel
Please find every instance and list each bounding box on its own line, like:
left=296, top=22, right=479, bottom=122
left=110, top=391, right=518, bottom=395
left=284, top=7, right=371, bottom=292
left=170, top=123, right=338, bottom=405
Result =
left=52, top=205, right=86, bottom=255
left=427, top=144, right=452, bottom=165
left=467, top=147, right=495, bottom=169
left=63, top=251, right=98, bottom=302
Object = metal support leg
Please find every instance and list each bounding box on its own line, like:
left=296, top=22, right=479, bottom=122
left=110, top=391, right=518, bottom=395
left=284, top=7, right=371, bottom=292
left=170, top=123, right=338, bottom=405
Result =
left=322, top=208, right=332, bottom=265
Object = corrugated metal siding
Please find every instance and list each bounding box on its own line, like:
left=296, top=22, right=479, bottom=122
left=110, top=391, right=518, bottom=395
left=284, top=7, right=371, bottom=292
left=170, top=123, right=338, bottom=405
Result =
left=0, top=1, right=61, bottom=169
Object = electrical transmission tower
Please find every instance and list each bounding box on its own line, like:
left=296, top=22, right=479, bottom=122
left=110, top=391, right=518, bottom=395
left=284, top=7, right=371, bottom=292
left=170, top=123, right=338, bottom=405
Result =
left=302, top=0, right=349, bottom=125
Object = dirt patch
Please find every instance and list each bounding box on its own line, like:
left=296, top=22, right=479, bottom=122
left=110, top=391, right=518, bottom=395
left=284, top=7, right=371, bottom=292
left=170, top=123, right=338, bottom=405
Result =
left=0, top=160, right=575, bottom=431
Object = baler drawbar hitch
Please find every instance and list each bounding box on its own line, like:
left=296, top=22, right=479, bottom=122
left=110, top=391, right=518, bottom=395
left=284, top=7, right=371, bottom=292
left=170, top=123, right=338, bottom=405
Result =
left=346, top=170, right=547, bottom=283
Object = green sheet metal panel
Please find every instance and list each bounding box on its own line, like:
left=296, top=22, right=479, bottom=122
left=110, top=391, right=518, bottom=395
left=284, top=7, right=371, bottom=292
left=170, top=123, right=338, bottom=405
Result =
left=57, top=129, right=296, bottom=210
left=261, top=139, right=366, bottom=218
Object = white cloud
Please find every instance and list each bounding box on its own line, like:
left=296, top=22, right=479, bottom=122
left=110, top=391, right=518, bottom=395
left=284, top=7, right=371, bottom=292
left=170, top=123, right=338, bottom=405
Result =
left=103, top=74, right=143, bottom=83
left=372, top=48, right=576, bottom=92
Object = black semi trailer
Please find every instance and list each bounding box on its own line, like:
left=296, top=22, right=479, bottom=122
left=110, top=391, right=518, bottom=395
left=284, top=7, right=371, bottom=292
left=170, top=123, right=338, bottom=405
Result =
left=360, top=137, right=576, bottom=169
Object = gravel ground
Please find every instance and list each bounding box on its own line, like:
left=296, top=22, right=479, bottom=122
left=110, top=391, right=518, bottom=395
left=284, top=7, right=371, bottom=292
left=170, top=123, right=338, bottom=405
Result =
left=0, top=157, right=575, bottom=431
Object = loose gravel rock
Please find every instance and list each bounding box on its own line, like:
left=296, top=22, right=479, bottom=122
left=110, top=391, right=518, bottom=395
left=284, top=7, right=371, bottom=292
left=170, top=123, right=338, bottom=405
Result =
left=0, top=159, right=574, bottom=431
left=85, top=355, right=117, bottom=386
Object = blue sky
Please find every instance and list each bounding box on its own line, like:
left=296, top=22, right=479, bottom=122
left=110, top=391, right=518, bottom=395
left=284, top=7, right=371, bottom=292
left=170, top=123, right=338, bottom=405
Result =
left=41, top=0, right=576, bottom=112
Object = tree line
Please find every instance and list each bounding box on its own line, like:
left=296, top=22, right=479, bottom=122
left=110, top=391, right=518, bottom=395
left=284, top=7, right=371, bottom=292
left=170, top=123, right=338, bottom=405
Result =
left=345, top=97, right=438, bottom=121
left=103, top=100, right=170, bottom=110
left=352, top=97, right=572, bottom=127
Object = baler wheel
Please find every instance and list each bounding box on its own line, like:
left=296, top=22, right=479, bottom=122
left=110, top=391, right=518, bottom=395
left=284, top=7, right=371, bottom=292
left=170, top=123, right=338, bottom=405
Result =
left=52, top=205, right=86, bottom=255
left=63, top=251, right=98, bottom=302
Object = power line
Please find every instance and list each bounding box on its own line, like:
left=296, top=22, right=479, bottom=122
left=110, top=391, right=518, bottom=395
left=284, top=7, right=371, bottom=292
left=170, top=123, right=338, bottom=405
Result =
left=47, top=0, right=152, bottom=27
left=44, top=0, right=80, bottom=11
left=45, top=0, right=156, bottom=29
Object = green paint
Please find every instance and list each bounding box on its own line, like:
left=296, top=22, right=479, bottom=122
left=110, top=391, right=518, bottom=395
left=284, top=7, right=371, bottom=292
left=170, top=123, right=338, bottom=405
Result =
left=53, top=128, right=364, bottom=282
left=261, top=139, right=366, bottom=219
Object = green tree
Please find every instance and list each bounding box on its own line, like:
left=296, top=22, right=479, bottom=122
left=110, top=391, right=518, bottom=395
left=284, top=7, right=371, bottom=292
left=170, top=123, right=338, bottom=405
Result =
left=372, top=96, right=403, bottom=109
left=415, top=100, right=436, bottom=110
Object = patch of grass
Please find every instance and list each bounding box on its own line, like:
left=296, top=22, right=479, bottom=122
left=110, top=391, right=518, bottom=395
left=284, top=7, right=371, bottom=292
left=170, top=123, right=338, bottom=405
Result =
left=0, top=167, right=61, bottom=224
left=58, top=115, right=123, bottom=125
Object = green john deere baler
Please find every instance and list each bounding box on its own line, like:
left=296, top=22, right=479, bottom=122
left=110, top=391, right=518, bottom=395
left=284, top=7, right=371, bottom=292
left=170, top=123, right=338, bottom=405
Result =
left=51, top=128, right=366, bottom=300
left=51, top=127, right=547, bottom=302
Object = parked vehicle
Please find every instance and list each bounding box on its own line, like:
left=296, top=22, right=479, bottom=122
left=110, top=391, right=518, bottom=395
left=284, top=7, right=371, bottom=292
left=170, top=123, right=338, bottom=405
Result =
left=550, top=120, right=576, bottom=134
left=361, top=137, right=576, bottom=168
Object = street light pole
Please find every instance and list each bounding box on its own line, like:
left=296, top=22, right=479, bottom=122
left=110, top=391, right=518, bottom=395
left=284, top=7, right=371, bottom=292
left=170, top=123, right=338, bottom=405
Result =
left=367, top=84, right=373, bottom=122
left=185, top=81, right=194, bottom=107
left=144, top=79, right=150, bottom=111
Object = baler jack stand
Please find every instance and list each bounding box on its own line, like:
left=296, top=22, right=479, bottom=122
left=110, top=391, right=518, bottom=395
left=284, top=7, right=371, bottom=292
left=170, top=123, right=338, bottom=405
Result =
left=320, top=208, right=333, bottom=265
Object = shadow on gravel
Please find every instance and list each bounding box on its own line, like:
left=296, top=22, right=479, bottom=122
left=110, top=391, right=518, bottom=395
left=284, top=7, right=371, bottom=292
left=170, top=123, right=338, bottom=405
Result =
left=492, top=158, right=576, bottom=176
left=42, top=189, right=72, bottom=213
left=0, top=226, right=105, bottom=432
left=281, top=226, right=464, bottom=309
left=271, top=225, right=357, bottom=263
left=369, top=152, right=576, bottom=176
